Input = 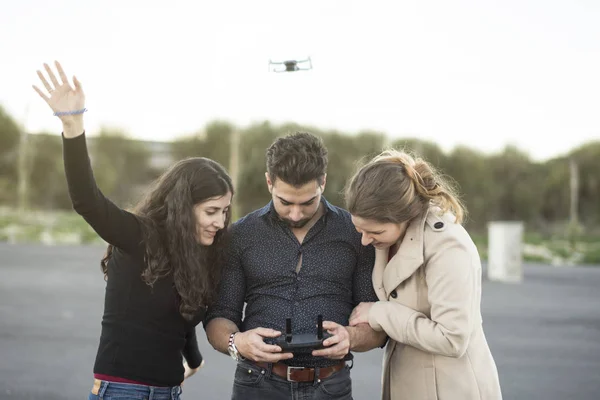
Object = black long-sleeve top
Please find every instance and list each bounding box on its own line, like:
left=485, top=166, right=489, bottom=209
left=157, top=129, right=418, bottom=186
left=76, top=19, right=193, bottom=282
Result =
left=63, top=133, right=203, bottom=387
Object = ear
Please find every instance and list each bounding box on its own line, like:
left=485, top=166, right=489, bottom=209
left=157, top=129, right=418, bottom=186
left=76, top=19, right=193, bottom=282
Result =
left=320, top=173, right=327, bottom=192
left=265, top=172, right=273, bottom=193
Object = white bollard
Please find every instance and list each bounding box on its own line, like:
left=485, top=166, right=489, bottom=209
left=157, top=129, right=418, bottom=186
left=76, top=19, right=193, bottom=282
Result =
left=487, top=221, right=524, bottom=283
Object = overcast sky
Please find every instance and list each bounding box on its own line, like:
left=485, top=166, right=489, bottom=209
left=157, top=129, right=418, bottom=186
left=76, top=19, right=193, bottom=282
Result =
left=2, top=0, right=599, bottom=161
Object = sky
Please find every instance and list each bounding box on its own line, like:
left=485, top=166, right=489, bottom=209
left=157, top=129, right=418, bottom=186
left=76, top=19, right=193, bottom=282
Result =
left=1, top=0, right=599, bottom=161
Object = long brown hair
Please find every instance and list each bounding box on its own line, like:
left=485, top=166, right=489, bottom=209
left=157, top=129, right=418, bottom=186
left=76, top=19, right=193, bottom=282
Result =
left=101, top=157, right=233, bottom=320
left=345, top=149, right=465, bottom=225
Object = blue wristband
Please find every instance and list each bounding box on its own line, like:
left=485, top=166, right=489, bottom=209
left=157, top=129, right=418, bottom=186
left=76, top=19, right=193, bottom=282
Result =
left=53, top=108, right=87, bottom=116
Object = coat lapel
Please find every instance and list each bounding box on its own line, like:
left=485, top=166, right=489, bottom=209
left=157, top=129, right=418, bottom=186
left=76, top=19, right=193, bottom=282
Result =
left=375, top=210, right=429, bottom=297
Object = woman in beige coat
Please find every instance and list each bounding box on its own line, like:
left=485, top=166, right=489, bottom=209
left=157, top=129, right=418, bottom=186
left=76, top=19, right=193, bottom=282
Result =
left=346, top=150, right=502, bottom=400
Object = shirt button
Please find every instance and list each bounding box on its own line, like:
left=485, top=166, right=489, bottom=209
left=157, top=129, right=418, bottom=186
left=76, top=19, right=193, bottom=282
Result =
left=434, top=222, right=444, bottom=229
left=296, top=276, right=301, bottom=281
left=390, top=290, right=397, bottom=299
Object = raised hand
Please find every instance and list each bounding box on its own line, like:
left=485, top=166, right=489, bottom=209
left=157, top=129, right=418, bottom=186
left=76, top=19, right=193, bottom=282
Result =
left=32, top=61, right=85, bottom=138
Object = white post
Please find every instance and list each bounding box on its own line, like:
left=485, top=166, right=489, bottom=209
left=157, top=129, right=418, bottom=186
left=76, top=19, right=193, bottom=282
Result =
left=487, top=221, right=524, bottom=283
left=569, top=159, right=579, bottom=226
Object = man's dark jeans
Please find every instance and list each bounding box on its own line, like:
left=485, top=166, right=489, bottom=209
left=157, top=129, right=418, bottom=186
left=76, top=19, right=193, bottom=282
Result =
left=231, top=360, right=353, bottom=400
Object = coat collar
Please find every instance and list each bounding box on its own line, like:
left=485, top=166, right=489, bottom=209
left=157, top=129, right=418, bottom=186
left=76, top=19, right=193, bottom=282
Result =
left=372, top=207, right=447, bottom=299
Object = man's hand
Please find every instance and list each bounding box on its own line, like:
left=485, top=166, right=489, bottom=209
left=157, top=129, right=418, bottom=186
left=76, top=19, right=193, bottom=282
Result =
left=349, top=302, right=375, bottom=326
left=235, top=328, right=294, bottom=363
left=311, top=321, right=350, bottom=360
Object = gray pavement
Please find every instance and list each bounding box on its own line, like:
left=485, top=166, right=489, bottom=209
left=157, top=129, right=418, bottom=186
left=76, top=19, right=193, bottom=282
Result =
left=1, top=243, right=599, bottom=400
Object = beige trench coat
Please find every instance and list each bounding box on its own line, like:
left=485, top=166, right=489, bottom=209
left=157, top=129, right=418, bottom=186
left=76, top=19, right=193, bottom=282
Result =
left=367, top=208, right=502, bottom=400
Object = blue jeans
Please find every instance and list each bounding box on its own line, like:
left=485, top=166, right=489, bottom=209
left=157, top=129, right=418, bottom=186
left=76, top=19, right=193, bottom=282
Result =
left=88, top=379, right=182, bottom=400
left=231, top=360, right=353, bottom=400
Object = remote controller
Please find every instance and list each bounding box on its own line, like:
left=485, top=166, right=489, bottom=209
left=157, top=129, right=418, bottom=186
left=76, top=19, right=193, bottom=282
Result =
left=272, top=315, right=333, bottom=353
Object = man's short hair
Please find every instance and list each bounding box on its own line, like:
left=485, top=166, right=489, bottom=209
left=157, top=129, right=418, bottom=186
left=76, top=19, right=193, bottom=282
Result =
left=266, top=132, right=328, bottom=187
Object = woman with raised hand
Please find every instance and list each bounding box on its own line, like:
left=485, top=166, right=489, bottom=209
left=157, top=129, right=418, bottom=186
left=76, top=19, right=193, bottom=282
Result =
left=33, top=61, right=234, bottom=400
left=346, top=150, right=502, bottom=400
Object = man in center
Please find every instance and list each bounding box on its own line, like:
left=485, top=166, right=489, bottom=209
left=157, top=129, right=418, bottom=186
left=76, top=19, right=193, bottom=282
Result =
left=205, top=132, right=385, bottom=399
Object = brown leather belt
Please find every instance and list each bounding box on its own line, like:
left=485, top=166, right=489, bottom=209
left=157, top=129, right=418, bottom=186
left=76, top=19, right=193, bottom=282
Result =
left=255, top=361, right=345, bottom=382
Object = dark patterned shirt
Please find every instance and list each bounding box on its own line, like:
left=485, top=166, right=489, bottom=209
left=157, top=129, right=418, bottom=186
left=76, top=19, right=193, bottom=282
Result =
left=205, top=198, right=377, bottom=367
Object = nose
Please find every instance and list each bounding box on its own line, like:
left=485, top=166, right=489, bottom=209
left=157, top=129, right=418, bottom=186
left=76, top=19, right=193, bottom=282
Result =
left=361, top=233, right=373, bottom=246
left=289, top=206, right=303, bottom=222
left=213, top=214, right=226, bottom=230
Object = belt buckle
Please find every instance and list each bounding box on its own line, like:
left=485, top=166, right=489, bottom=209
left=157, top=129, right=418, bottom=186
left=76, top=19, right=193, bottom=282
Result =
left=286, top=366, right=305, bottom=382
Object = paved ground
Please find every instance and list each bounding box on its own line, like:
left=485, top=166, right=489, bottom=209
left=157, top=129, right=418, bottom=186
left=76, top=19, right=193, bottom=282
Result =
left=1, top=243, right=599, bottom=400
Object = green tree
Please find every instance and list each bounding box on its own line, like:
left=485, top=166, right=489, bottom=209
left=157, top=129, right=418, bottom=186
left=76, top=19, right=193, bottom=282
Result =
left=540, top=156, right=570, bottom=224
left=390, top=137, right=447, bottom=168
left=27, top=133, right=71, bottom=210
left=89, top=128, right=153, bottom=208
left=236, top=121, right=280, bottom=215
left=0, top=105, right=20, bottom=164
left=171, top=120, right=234, bottom=166
left=569, top=141, right=600, bottom=228
left=322, top=130, right=386, bottom=207
left=443, top=146, right=491, bottom=229
left=0, top=105, right=21, bottom=205
left=487, top=145, right=544, bottom=224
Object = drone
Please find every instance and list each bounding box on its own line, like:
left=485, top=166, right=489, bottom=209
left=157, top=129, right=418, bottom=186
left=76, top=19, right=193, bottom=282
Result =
left=269, top=57, right=312, bottom=73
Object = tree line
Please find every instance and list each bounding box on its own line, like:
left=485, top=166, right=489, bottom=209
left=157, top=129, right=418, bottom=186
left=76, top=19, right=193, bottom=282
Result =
left=1, top=105, right=598, bottom=235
